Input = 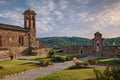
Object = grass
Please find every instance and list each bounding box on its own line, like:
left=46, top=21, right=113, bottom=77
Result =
left=96, top=58, right=120, bottom=66
left=0, top=60, right=39, bottom=78
left=57, top=53, right=85, bottom=60
left=27, top=56, right=48, bottom=60
left=36, top=68, right=104, bottom=80
left=18, top=56, right=49, bottom=61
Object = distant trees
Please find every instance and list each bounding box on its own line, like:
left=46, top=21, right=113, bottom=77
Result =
left=39, top=37, right=92, bottom=48
left=117, top=47, right=120, bottom=59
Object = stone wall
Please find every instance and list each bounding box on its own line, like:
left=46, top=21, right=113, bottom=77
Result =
left=0, top=48, right=10, bottom=59
left=0, top=29, right=29, bottom=47
left=0, top=29, right=30, bottom=59
left=64, top=46, right=82, bottom=54
left=102, top=46, right=117, bottom=57
left=32, top=48, right=52, bottom=56
left=82, top=46, right=92, bottom=55
left=64, top=45, right=118, bottom=57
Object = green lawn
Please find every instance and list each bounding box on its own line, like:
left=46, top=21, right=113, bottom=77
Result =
left=0, top=60, right=39, bottom=78
left=36, top=68, right=104, bottom=80
left=97, top=58, right=120, bottom=66
left=57, top=53, right=85, bottom=60
left=26, top=56, right=48, bottom=60
left=18, top=56, right=49, bottom=61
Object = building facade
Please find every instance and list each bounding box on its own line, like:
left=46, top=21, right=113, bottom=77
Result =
left=65, top=32, right=118, bottom=57
left=0, top=9, right=51, bottom=59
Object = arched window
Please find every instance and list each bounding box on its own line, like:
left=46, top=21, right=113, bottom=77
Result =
left=18, top=36, right=24, bottom=46
left=26, top=19, right=29, bottom=28
left=31, top=16, right=34, bottom=27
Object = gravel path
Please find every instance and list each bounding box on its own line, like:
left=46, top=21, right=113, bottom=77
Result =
left=0, top=56, right=105, bottom=80
left=1, top=61, right=74, bottom=80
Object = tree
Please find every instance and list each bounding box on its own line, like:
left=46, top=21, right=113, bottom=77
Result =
left=47, top=49, right=56, bottom=58
left=117, top=47, right=120, bottom=59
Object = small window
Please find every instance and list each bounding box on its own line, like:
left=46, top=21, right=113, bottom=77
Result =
left=18, top=36, right=24, bottom=46
left=0, top=35, right=2, bottom=46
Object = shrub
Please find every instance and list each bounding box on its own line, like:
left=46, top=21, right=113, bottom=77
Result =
left=69, top=54, right=85, bottom=60
left=52, top=55, right=66, bottom=62
left=88, top=58, right=98, bottom=65
left=47, top=50, right=56, bottom=58
left=111, top=67, right=120, bottom=80
left=39, top=59, right=51, bottom=66
left=83, top=61, right=89, bottom=67
left=75, top=61, right=83, bottom=67
left=93, top=65, right=120, bottom=80
left=75, top=61, right=89, bottom=68
left=66, top=56, right=71, bottom=61
left=9, top=52, right=15, bottom=60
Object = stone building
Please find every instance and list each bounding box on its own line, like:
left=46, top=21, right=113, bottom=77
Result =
left=0, top=9, right=51, bottom=59
left=65, top=32, right=118, bottom=57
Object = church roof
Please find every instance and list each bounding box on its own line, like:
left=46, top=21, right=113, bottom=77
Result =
left=0, top=23, right=29, bottom=32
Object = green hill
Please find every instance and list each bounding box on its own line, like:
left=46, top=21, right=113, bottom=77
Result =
left=38, top=37, right=92, bottom=48
left=104, top=37, right=120, bottom=46
left=38, top=37, right=120, bottom=48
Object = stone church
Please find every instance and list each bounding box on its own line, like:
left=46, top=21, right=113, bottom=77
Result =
left=65, top=32, right=118, bottom=57
left=0, top=9, right=51, bottom=59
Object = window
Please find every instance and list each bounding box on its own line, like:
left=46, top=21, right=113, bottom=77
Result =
left=0, top=35, right=2, bottom=46
left=26, top=19, right=29, bottom=28
left=18, top=36, right=24, bottom=46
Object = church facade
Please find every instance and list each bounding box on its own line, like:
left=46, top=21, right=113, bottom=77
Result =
left=65, top=32, right=118, bottom=57
left=0, top=9, right=51, bottom=59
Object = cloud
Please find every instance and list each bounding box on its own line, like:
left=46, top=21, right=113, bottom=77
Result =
left=54, top=11, right=64, bottom=19
left=76, top=1, right=120, bottom=38
left=0, top=9, right=23, bottom=26
left=59, top=0, right=68, bottom=10
left=75, top=0, right=90, bottom=4
left=0, top=0, right=7, bottom=4
left=48, top=0, right=56, bottom=11
left=26, top=0, right=57, bottom=35
left=0, top=0, right=120, bottom=38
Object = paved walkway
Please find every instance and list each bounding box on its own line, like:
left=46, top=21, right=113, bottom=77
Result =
left=1, top=61, right=74, bottom=80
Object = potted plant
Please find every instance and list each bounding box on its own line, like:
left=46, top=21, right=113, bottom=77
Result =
left=9, top=52, right=14, bottom=60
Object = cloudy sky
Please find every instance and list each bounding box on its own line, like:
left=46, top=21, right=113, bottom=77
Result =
left=0, top=0, right=120, bottom=39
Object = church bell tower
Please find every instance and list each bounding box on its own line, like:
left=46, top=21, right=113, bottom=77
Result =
left=23, top=9, right=36, bottom=38
left=92, top=32, right=104, bottom=56
left=23, top=9, right=37, bottom=47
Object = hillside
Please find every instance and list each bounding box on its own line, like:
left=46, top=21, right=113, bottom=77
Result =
left=38, top=37, right=92, bottom=48
left=104, top=37, right=120, bottom=46
left=38, top=37, right=120, bottom=48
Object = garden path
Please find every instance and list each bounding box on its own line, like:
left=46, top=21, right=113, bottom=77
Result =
left=1, top=56, right=105, bottom=80
left=1, top=61, right=74, bottom=80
